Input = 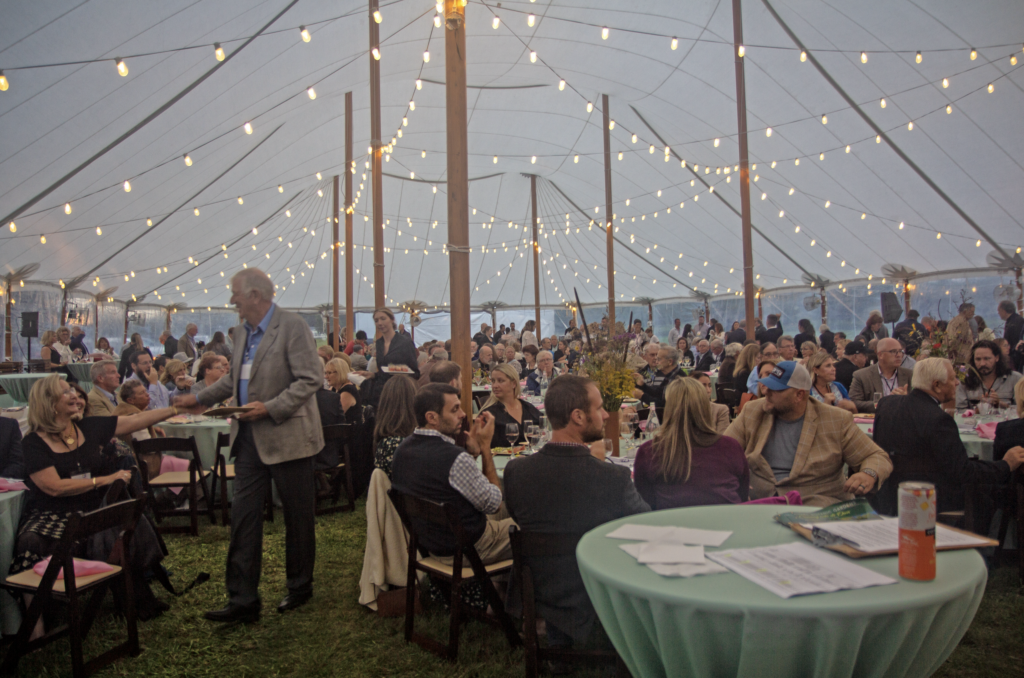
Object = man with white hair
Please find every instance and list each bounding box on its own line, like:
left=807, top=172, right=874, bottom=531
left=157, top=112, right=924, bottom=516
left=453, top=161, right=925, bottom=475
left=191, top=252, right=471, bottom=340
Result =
left=525, top=350, right=560, bottom=395
left=692, top=339, right=710, bottom=367
left=174, top=267, right=323, bottom=623
left=69, top=325, right=90, bottom=355
left=872, top=357, right=1024, bottom=515
left=633, top=346, right=682, bottom=409
left=725, top=361, right=892, bottom=506
left=696, top=338, right=725, bottom=372
left=178, top=323, right=200, bottom=360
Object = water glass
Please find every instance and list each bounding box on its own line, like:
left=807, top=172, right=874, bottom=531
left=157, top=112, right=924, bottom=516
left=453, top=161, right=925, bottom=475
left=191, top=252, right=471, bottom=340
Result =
left=602, top=438, right=613, bottom=457
left=872, top=393, right=882, bottom=407
left=505, top=423, right=519, bottom=447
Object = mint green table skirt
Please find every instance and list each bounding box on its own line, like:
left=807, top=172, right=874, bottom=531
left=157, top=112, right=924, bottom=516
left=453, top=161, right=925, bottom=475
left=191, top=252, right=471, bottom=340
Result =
left=0, top=374, right=47, bottom=404
left=160, top=419, right=231, bottom=470
left=577, top=505, right=986, bottom=678
left=0, top=491, right=27, bottom=636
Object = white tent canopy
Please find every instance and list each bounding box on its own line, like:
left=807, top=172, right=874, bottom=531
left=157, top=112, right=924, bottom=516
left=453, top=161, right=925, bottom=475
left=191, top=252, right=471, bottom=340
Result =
left=2, top=0, right=1023, bottom=314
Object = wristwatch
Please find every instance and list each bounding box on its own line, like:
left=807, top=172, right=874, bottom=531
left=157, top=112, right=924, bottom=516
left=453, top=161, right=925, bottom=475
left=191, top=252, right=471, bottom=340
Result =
left=860, top=468, right=878, bottom=480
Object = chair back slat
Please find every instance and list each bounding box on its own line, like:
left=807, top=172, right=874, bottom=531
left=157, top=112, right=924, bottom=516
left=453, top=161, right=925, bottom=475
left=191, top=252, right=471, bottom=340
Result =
left=322, top=423, right=353, bottom=442
left=216, top=432, right=231, bottom=452
left=509, top=527, right=583, bottom=559
left=132, top=437, right=198, bottom=456
left=388, top=489, right=448, bottom=528
left=74, top=498, right=144, bottom=538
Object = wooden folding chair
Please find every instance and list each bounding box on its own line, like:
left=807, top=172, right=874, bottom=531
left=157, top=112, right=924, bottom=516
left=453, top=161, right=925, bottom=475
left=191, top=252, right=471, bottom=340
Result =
left=1, top=483, right=144, bottom=678
left=387, top=488, right=521, bottom=661
left=133, top=436, right=215, bottom=536
left=209, top=432, right=274, bottom=526
left=715, top=383, right=737, bottom=416
left=315, top=424, right=356, bottom=515
left=509, top=526, right=624, bottom=678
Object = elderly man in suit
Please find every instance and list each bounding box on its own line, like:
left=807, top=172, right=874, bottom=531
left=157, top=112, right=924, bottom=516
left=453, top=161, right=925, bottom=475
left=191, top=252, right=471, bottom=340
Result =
left=725, top=361, right=892, bottom=506
left=86, top=360, right=121, bottom=417
left=174, top=268, right=323, bottom=623
left=848, top=338, right=913, bottom=412
left=177, top=323, right=199, bottom=360
left=504, top=375, right=649, bottom=649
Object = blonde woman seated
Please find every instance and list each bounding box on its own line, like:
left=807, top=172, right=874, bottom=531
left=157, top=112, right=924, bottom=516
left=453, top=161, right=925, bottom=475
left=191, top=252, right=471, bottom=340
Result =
left=324, top=357, right=361, bottom=422
left=633, top=378, right=749, bottom=509
left=480, top=364, right=543, bottom=448
left=806, top=351, right=857, bottom=414
left=799, top=341, right=818, bottom=364
left=161, top=358, right=195, bottom=397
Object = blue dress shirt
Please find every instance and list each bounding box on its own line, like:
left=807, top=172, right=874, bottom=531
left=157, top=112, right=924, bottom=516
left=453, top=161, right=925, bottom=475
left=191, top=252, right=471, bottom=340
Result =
left=238, top=304, right=275, bottom=406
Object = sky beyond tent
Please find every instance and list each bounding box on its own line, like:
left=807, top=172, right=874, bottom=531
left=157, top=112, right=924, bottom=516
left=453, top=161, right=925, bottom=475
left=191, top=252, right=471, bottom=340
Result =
left=1, top=0, right=1022, bottom=314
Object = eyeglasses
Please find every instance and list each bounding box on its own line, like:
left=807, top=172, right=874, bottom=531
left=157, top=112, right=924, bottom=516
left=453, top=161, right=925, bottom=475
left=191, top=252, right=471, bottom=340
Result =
left=881, top=349, right=905, bottom=356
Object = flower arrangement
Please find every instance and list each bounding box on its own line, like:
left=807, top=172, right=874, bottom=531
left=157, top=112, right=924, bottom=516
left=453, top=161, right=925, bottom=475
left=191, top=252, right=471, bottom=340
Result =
left=915, top=329, right=946, bottom=360
left=580, top=352, right=636, bottom=412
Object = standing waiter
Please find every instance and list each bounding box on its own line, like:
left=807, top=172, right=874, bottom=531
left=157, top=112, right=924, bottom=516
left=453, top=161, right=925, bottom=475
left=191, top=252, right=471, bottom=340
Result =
left=174, top=268, right=323, bottom=622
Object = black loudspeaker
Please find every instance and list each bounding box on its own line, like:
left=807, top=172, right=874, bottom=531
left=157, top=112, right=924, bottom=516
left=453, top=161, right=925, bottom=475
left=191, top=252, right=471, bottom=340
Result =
left=20, top=312, right=38, bottom=338
left=880, top=292, right=903, bottom=324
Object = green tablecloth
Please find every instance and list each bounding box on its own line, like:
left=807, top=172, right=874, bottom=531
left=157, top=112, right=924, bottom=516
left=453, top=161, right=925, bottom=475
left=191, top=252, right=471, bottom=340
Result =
left=65, top=363, right=94, bottom=392
left=159, top=419, right=231, bottom=470
left=858, top=421, right=993, bottom=461
left=0, top=491, right=27, bottom=636
left=0, top=374, right=48, bottom=404
left=577, top=505, right=986, bottom=678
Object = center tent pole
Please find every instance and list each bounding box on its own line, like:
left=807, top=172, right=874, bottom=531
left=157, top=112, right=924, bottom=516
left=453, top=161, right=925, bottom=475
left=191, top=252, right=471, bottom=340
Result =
left=345, top=91, right=355, bottom=343
left=531, top=175, right=541, bottom=336
left=332, top=175, right=340, bottom=351
left=732, top=0, right=757, bottom=335
left=445, top=0, right=473, bottom=413
left=602, top=94, right=615, bottom=330
left=369, top=0, right=386, bottom=312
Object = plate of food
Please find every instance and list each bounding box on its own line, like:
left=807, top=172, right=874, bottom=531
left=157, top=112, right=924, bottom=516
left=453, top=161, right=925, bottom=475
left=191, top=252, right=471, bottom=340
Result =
left=204, top=406, right=255, bottom=418
left=381, top=365, right=413, bottom=374
left=491, top=445, right=527, bottom=456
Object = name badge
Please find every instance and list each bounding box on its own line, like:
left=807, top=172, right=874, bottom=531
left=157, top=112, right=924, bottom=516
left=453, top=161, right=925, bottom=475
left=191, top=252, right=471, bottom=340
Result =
left=71, top=472, right=91, bottom=480
left=240, top=363, right=252, bottom=380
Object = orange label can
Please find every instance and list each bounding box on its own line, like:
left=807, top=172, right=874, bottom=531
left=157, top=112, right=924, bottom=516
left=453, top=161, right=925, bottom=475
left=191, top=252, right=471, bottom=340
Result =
left=898, top=481, right=936, bottom=581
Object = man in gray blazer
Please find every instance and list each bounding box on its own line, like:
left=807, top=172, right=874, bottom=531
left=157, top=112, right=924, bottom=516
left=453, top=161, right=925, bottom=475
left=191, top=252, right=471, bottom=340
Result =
left=848, top=338, right=913, bottom=413
left=504, top=375, right=649, bottom=649
left=174, top=268, right=324, bottom=622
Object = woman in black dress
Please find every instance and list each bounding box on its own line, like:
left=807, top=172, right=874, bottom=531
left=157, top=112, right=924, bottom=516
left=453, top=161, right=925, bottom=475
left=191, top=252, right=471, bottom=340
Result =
left=325, top=357, right=362, bottom=423
left=356, top=308, right=419, bottom=407
left=479, top=364, right=543, bottom=448
left=15, top=375, right=192, bottom=633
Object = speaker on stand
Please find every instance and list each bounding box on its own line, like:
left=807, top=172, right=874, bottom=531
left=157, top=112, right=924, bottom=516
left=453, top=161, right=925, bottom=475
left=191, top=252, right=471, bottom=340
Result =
left=20, top=311, right=38, bottom=361
left=880, top=293, right=903, bottom=334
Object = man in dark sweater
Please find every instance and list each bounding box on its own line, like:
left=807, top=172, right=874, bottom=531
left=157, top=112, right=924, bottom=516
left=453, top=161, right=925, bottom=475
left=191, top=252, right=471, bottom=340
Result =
left=391, top=384, right=510, bottom=564
left=872, top=357, right=1024, bottom=515
left=504, top=375, right=649, bottom=649
left=834, top=341, right=868, bottom=391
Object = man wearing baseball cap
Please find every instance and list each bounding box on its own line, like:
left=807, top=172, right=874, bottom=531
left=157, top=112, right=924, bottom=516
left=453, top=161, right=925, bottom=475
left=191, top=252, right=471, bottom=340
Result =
left=834, top=341, right=867, bottom=391
left=724, top=361, right=892, bottom=506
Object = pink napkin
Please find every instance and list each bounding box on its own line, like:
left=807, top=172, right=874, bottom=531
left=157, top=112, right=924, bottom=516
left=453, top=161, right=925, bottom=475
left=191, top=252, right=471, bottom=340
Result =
left=160, top=455, right=191, bottom=495
left=961, top=410, right=975, bottom=418
left=32, top=556, right=114, bottom=580
left=853, top=417, right=874, bottom=425
left=975, top=421, right=998, bottom=440
left=742, top=490, right=804, bottom=506
left=0, top=479, right=27, bottom=492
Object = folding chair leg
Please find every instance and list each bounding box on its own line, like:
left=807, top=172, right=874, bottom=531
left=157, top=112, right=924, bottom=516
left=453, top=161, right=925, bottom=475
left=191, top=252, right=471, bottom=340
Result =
left=481, top=575, right=521, bottom=650
left=68, top=590, right=85, bottom=678
left=523, top=568, right=540, bottom=678
left=123, top=567, right=140, bottom=656
left=220, top=459, right=231, bottom=527
left=189, top=466, right=199, bottom=537
left=448, top=577, right=463, bottom=662
left=77, top=583, right=109, bottom=639
left=404, top=540, right=418, bottom=643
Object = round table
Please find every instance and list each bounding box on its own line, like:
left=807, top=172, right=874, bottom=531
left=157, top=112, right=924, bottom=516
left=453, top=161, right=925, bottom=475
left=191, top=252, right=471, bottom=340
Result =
left=0, top=374, right=48, bottom=404
left=858, top=420, right=993, bottom=461
left=577, top=505, right=986, bottom=678
left=0, top=491, right=27, bottom=636
left=159, top=418, right=231, bottom=470
left=65, top=363, right=94, bottom=392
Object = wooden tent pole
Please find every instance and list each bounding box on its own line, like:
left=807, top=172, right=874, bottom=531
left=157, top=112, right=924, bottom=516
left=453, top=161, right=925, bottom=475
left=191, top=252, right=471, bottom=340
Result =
left=345, top=91, right=355, bottom=343
left=732, top=0, right=757, bottom=340
left=445, top=0, right=473, bottom=413
left=602, top=94, right=616, bottom=328
left=5, top=283, right=13, bottom=359
left=368, top=0, right=385, bottom=312
left=332, top=174, right=341, bottom=351
left=904, top=279, right=912, bottom=315
left=531, top=175, right=541, bottom=335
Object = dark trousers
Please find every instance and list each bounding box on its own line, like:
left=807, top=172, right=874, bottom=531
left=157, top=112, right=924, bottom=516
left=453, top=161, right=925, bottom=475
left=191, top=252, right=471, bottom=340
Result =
left=227, top=423, right=316, bottom=607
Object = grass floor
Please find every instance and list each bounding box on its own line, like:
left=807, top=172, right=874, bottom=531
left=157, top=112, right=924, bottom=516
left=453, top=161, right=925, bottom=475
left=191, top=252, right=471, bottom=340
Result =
left=10, top=502, right=1024, bottom=678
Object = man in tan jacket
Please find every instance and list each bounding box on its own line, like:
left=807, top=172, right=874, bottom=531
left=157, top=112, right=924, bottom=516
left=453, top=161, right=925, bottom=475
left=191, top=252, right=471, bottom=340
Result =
left=86, top=360, right=120, bottom=417
left=725, top=361, right=892, bottom=506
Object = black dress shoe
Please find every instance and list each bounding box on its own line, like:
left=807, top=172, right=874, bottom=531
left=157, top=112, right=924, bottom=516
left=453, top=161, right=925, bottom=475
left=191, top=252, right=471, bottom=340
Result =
left=204, top=603, right=260, bottom=623
left=277, top=592, right=312, bottom=613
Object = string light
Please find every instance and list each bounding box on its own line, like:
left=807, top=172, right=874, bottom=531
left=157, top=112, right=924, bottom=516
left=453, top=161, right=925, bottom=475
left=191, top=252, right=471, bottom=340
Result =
left=586, top=101, right=593, bottom=112
left=492, top=16, right=500, bottom=29
left=908, top=121, right=914, bottom=130
left=373, top=10, right=382, bottom=23
left=988, top=83, right=995, bottom=93
left=821, top=114, right=827, bottom=125
left=409, top=100, right=415, bottom=111
left=40, top=235, right=46, bottom=244
left=880, top=98, right=886, bottom=108
left=194, top=207, right=200, bottom=216
left=671, top=37, right=678, bottom=50
left=946, top=104, right=952, bottom=114
left=800, top=50, right=807, bottom=62
left=530, top=51, right=537, bottom=62
left=307, top=86, right=316, bottom=99
left=183, top=154, right=192, bottom=166
left=373, top=47, right=381, bottom=60
left=714, top=138, right=720, bottom=147
left=123, top=180, right=132, bottom=192
left=0, top=70, right=8, bottom=91
left=64, top=203, right=71, bottom=214
left=915, top=51, right=922, bottom=63
left=860, top=51, right=868, bottom=63
left=243, top=121, right=253, bottom=134
left=558, top=79, right=565, bottom=90
left=737, top=45, right=745, bottom=57
left=942, top=77, right=949, bottom=88
left=300, top=26, right=311, bottom=42
left=422, top=50, right=429, bottom=62
left=765, top=127, right=772, bottom=137
left=278, top=184, right=283, bottom=192
left=96, top=227, right=102, bottom=235
left=115, top=58, right=128, bottom=76
left=527, top=14, right=535, bottom=27
left=146, top=218, right=152, bottom=226
left=970, top=48, right=977, bottom=60
left=602, top=27, right=609, bottom=40
left=237, top=196, right=243, bottom=204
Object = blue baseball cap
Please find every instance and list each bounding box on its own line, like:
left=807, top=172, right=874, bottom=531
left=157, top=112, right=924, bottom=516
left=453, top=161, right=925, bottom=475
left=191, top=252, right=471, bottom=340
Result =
left=758, top=360, right=812, bottom=391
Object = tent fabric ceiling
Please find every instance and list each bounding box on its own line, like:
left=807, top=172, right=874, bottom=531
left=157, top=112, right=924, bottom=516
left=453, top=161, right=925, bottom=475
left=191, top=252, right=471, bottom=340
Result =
left=1, top=0, right=1022, bottom=312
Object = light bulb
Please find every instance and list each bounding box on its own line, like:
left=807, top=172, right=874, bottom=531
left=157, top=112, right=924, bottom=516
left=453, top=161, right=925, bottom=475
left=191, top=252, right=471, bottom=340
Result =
left=243, top=121, right=253, bottom=134
left=278, top=185, right=283, bottom=192
left=40, top=235, right=46, bottom=243
left=214, top=43, right=225, bottom=61
left=96, top=227, right=102, bottom=235
left=988, top=83, right=994, bottom=93
left=908, top=121, right=914, bottom=130
left=528, top=14, right=535, bottom=27
left=915, top=50, right=922, bottom=63
left=800, top=50, right=807, bottom=62
left=602, top=27, right=609, bottom=40
left=765, top=127, right=772, bottom=137
left=300, top=26, right=311, bottom=42
left=558, top=79, right=565, bottom=90
left=492, top=16, right=500, bottom=29
left=372, top=47, right=380, bottom=60
left=194, top=208, right=200, bottom=216
left=649, top=145, right=655, bottom=153
left=146, top=218, right=152, bottom=226
left=286, top=210, right=291, bottom=217
left=942, top=77, right=949, bottom=88
left=494, top=156, right=498, bottom=163
left=1012, top=56, right=1018, bottom=66
left=316, top=171, right=322, bottom=180
left=373, top=10, right=382, bottom=23
left=422, top=150, right=426, bottom=157
left=8, top=222, right=15, bottom=233
left=434, top=14, right=441, bottom=27
left=609, top=120, right=615, bottom=130
left=530, top=51, right=537, bottom=62
left=123, top=180, right=132, bottom=192
left=409, top=100, right=415, bottom=111
left=183, top=154, right=192, bottom=166
left=116, top=58, right=128, bottom=76
left=618, top=152, right=623, bottom=160
left=946, top=104, right=952, bottom=114
left=586, top=101, right=593, bottom=112
left=307, top=86, right=316, bottom=99
left=821, top=114, right=827, bottom=124
left=531, top=156, right=537, bottom=164
left=416, top=79, right=422, bottom=90
left=238, top=196, right=243, bottom=204
left=970, top=48, right=977, bottom=60
left=880, top=97, right=886, bottom=108
left=573, top=155, right=579, bottom=163
left=0, top=70, right=8, bottom=91
left=876, top=135, right=881, bottom=143
left=737, top=45, right=745, bottom=57
left=846, top=145, right=851, bottom=153
left=714, top=138, right=720, bottom=147
left=64, top=203, right=71, bottom=214
left=422, top=50, right=430, bottom=62
left=671, top=37, right=678, bottom=50
left=860, top=51, right=867, bottom=63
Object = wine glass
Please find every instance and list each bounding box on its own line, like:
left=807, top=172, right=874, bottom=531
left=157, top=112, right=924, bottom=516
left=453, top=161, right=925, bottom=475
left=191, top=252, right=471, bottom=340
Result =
left=526, top=424, right=541, bottom=452
left=620, top=411, right=638, bottom=453
left=505, top=423, right=519, bottom=447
